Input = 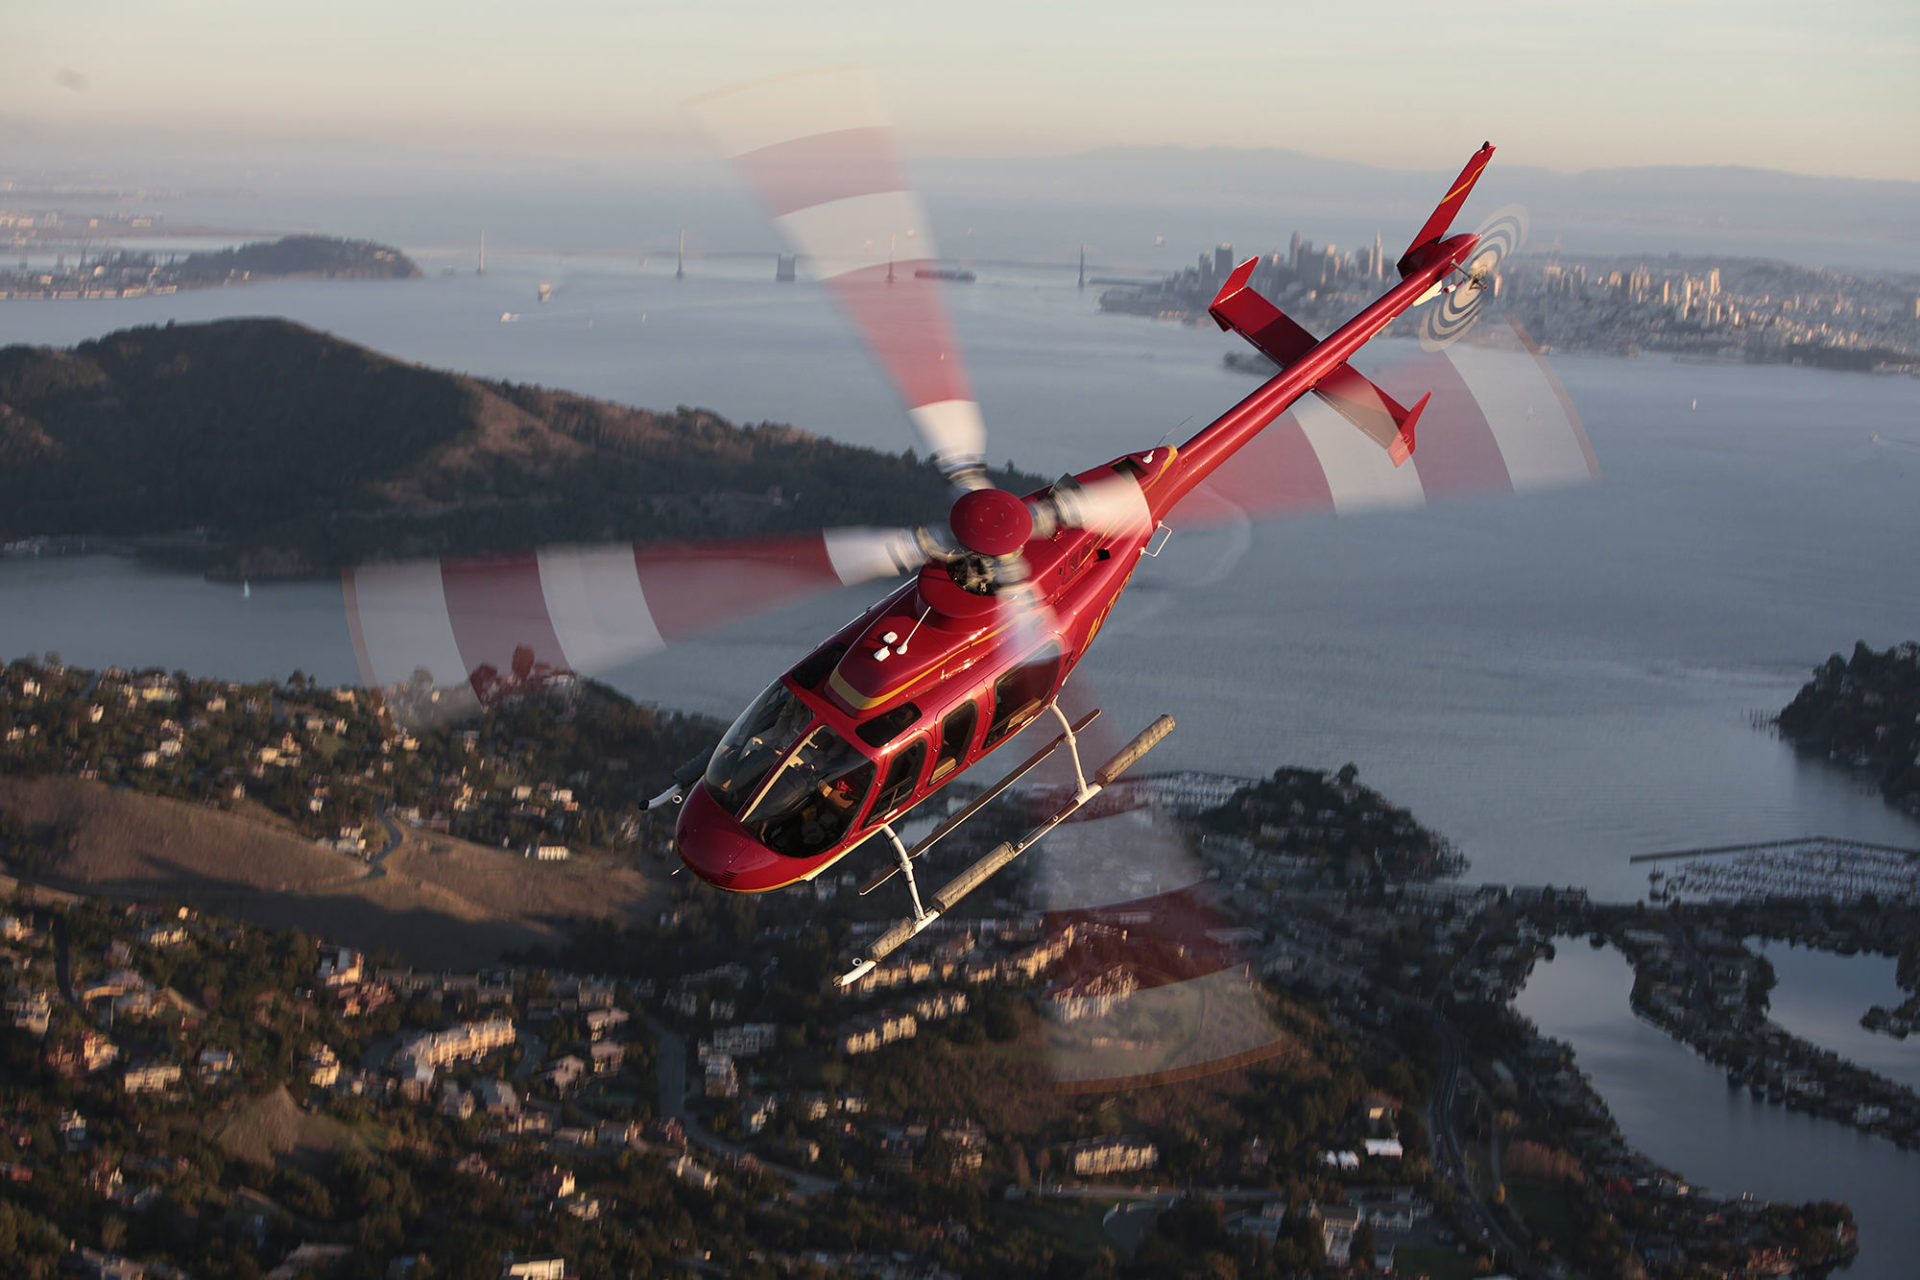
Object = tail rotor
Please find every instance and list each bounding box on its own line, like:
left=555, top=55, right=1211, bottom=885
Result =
left=1420, top=204, right=1527, bottom=351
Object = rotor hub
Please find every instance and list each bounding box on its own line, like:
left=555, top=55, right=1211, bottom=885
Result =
left=949, top=487, right=1033, bottom=557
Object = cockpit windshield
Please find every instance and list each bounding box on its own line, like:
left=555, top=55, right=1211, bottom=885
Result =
left=704, top=682, right=813, bottom=816
left=740, top=725, right=876, bottom=858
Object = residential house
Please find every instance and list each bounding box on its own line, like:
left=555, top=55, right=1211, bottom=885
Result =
left=500, top=1258, right=566, bottom=1280
left=583, top=1007, right=630, bottom=1040
left=474, top=1080, right=521, bottom=1118
left=531, top=1166, right=575, bottom=1199
left=1309, top=1202, right=1364, bottom=1265
left=1068, top=1136, right=1158, bottom=1178
left=123, top=1061, right=181, bottom=1094
left=544, top=1055, right=587, bottom=1092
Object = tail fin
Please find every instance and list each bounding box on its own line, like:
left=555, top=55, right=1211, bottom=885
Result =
left=1397, top=142, right=1494, bottom=278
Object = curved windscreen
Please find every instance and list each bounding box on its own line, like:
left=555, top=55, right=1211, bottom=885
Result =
left=741, top=726, right=876, bottom=858
left=704, top=682, right=814, bottom=816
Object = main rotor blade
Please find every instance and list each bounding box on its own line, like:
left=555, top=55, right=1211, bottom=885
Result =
left=1175, top=318, right=1597, bottom=526
left=687, top=68, right=989, bottom=489
left=344, top=526, right=924, bottom=720
left=1018, top=684, right=1291, bottom=1090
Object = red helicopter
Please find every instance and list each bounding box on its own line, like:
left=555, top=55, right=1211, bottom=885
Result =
left=660, top=77, right=1578, bottom=985
left=344, top=73, right=1593, bottom=988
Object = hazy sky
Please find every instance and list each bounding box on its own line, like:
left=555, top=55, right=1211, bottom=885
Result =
left=7, top=0, right=1917, bottom=182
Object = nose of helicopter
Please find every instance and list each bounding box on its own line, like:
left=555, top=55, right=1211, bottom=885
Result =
left=675, top=782, right=793, bottom=892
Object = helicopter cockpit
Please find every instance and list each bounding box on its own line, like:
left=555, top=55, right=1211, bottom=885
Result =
left=703, top=680, right=878, bottom=858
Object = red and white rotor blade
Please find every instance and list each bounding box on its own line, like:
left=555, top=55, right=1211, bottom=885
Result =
left=1047, top=469, right=1154, bottom=538
left=687, top=68, right=988, bottom=489
left=1175, top=318, right=1598, bottom=526
left=342, top=527, right=924, bottom=718
left=1017, top=686, right=1290, bottom=1090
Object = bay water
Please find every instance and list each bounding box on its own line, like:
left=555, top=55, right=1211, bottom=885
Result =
left=3, top=249, right=1917, bottom=1260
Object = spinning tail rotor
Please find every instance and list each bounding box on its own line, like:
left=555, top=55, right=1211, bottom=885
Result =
left=1420, top=204, right=1528, bottom=351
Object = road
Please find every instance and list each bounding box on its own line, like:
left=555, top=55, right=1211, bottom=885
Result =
left=646, top=1016, right=838, bottom=1199
left=1103, top=1202, right=1160, bottom=1255
left=51, top=911, right=76, bottom=1007
left=513, top=1034, right=545, bottom=1082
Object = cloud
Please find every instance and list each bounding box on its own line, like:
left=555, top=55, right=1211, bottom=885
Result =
left=55, top=67, right=89, bottom=93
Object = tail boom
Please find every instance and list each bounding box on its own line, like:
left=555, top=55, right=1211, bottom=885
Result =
left=1160, top=237, right=1476, bottom=515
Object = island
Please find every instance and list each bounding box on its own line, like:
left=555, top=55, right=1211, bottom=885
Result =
left=0, top=235, right=420, bottom=300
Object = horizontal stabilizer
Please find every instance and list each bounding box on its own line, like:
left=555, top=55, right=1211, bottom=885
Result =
left=1169, top=317, right=1599, bottom=527
left=1397, top=142, right=1494, bottom=277
left=1313, top=363, right=1427, bottom=466
left=1208, top=258, right=1317, bottom=367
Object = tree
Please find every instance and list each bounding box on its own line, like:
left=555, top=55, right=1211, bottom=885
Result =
left=1352, top=1219, right=1377, bottom=1269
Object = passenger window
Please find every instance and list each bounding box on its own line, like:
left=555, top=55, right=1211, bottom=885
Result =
left=856, top=700, right=921, bottom=749
left=930, top=702, right=977, bottom=781
left=984, top=644, right=1063, bottom=747
left=871, top=740, right=927, bottom=818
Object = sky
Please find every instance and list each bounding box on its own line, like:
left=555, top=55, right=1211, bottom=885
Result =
left=5, top=0, right=1917, bottom=183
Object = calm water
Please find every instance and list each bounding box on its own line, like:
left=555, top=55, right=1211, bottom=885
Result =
left=1756, top=942, right=1920, bottom=1093
left=1518, top=946, right=1918, bottom=1279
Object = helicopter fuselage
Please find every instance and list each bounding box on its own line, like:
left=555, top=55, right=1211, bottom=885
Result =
left=674, top=454, right=1163, bottom=892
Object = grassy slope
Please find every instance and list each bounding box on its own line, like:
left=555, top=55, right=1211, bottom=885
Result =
left=0, top=775, right=664, bottom=967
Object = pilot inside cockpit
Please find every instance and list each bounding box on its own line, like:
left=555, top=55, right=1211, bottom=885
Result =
left=745, top=725, right=876, bottom=857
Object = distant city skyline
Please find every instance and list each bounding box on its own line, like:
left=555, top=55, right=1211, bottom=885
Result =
left=5, top=0, right=1917, bottom=184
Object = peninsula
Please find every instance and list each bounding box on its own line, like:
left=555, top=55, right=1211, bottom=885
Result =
left=1775, top=640, right=1920, bottom=817
left=2, top=655, right=1904, bottom=1279
left=1102, top=240, right=1920, bottom=375
left=0, top=319, right=1032, bottom=578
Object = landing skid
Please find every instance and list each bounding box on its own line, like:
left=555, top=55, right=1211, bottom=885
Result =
left=836, top=707, right=1174, bottom=988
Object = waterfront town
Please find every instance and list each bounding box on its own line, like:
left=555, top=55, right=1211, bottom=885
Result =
left=7, top=196, right=1917, bottom=381
left=3, top=651, right=1915, bottom=1277
left=1098, top=235, right=1920, bottom=375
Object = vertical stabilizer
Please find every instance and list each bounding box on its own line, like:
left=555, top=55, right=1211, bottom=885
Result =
left=1397, top=143, right=1494, bottom=277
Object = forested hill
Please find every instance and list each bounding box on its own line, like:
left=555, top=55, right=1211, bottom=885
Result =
left=167, top=235, right=420, bottom=282
left=1777, top=641, right=1920, bottom=817
left=0, top=319, right=1023, bottom=577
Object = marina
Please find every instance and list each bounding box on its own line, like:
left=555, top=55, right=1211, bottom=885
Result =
left=1634, top=836, right=1920, bottom=904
